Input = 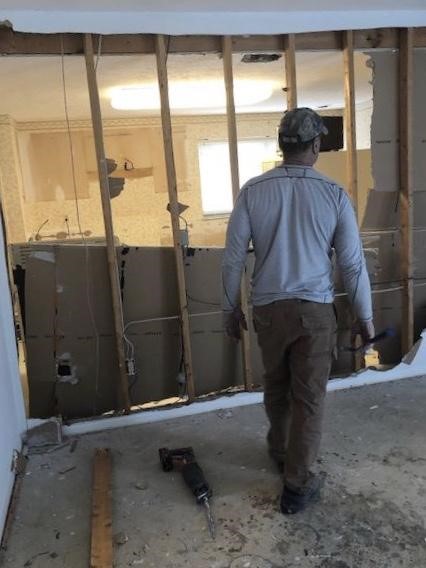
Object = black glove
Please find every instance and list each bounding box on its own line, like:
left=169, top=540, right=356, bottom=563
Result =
left=225, top=306, right=248, bottom=341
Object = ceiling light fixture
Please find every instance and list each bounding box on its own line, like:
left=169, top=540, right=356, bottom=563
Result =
left=110, top=79, right=274, bottom=111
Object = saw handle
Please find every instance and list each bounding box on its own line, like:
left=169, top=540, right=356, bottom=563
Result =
left=182, top=462, right=211, bottom=503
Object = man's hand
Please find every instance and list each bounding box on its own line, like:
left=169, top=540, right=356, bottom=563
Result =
left=359, top=320, right=375, bottom=346
left=225, top=306, right=248, bottom=341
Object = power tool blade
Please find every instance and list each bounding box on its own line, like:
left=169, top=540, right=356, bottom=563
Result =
left=202, top=497, right=216, bottom=539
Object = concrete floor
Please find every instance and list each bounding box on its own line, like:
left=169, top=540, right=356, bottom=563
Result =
left=2, top=377, right=426, bottom=568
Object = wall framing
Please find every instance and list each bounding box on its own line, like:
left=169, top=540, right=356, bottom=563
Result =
left=1, top=27, right=426, bottom=55
left=0, top=25, right=417, bottom=412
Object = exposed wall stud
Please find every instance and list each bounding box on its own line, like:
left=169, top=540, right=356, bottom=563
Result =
left=343, top=30, right=360, bottom=220
left=222, top=35, right=253, bottom=392
left=284, top=34, right=298, bottom=110
left=155, top=34, right=196, bottom=401
left=399, top=27, right=414, bottom=353
left=84, top=33, right=131, bottom=413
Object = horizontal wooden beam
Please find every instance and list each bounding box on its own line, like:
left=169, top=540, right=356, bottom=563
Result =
left=1, top=27, right=425, bottom=56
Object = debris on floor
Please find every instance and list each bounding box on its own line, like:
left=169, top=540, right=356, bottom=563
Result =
left=25, top=419, right=64, bottom=452
left=3, top=378, right=426, bottom=567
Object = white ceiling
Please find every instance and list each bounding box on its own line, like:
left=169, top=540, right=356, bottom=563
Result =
left=0, top=1, right=425, bottom=34
left=0, top=52, right=372, bottom=122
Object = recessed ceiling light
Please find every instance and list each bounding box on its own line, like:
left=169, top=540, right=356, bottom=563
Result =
left=110, top=80, right=274, bottom=111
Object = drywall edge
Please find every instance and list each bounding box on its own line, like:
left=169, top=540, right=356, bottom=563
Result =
left=26, top=329, right=426, bottom=437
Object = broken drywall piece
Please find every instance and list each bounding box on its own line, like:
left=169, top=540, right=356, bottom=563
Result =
left=24, top=418, right=63, bottom=449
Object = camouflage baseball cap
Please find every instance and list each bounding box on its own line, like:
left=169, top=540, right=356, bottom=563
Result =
left=278, top=107, right=328, bottom=143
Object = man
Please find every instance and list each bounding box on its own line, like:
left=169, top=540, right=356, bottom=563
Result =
left=222, top=107, right=374, bottom=514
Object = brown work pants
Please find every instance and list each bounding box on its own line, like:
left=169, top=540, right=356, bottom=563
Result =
left=253, top=299, right=337, bottom=490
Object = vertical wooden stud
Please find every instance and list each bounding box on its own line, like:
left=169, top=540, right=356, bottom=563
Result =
left=399, top=28, right=414, bottom=353
left=285, top=34, right=298, bottom=110
left=155, top=34, right=195, bottom=401
left=222, top=35, right=253, bottom=392
left=84, top=34, right=131, bottom=413
left=90, top=449, right=113, bottom=568
left=343, top=30, right=360, bottom=220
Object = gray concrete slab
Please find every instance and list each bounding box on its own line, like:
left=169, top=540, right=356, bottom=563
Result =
left=2, top=378, right=426, bottom=568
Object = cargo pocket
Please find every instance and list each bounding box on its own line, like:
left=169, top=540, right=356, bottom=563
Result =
left=300, top=307, right=336, bottom=355
left=253, top=306, right=272, bottom=334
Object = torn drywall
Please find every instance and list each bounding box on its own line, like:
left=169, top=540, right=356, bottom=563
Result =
left=361, top=48, right=426, bottom=353
left=18, top=240, right=410, bottom=419
left=369, top=50, right=399, bottom=193
left=369, top=49, right=426, bottom=195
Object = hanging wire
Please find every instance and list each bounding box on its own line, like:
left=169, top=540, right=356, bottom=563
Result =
left=60, top=35, right=101, bottom=415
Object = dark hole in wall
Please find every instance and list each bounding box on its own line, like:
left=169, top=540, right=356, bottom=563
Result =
left=57, top=363, right=72, bottom=377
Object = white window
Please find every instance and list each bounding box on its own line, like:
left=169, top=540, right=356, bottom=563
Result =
left=198, top=138, right=278, bottom=215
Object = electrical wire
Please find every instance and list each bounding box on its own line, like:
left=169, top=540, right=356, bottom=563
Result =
left=179, top=214, right=188, bottom=231
left=33, top=218, right=49, bottom=241
left=187, top=294, right=221, bottom=307
left=123, top=309, right=224, bottom=365
left=60, top=36, right=101, bottom=415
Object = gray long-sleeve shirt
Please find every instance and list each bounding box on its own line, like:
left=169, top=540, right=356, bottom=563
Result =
left=222, top=164, right=373, bottom=322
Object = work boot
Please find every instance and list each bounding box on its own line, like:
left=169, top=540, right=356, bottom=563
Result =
left=280, top=473, right=325, bottom=515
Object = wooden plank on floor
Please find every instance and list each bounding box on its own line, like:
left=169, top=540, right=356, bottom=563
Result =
left=155, top=34, right=196, bottom=401
left=399, top=28, right=414, bottom=354
left=343, top=29, right=359, bottom=221
left=222, top=35, right=253, bottom=392
left=284, top=34, right=298, bottom=110
left=90, top=448, right=113, bottom=568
